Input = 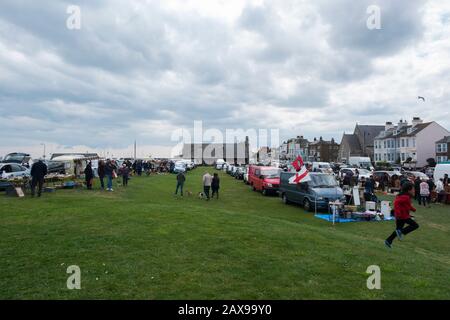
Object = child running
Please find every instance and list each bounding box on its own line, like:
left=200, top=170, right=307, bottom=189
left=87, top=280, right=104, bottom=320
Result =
left=385, top=182, right=419, bottom=249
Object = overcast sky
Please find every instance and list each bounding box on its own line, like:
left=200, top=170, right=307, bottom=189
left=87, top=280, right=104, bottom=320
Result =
left=1, top=0, right=449, bottom=158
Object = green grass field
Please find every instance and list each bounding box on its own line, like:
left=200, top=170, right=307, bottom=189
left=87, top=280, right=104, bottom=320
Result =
left=0, top=168, right=449, bottom=300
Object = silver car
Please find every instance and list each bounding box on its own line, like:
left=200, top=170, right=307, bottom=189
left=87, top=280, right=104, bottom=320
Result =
left=0, top=163, right=31, bottom=179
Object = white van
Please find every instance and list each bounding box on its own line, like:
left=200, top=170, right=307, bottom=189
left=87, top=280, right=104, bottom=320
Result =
left=312, top=162, right=333, bottom=174
left=215, top=159, right=225, bottom=170
left=434, top=163, right=450, bottom=184
left=348, top=157, right=374, bottom=170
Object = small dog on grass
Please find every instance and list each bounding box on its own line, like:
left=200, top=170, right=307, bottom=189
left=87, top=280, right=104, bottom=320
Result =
left=198, top=192, right=204, bottom=199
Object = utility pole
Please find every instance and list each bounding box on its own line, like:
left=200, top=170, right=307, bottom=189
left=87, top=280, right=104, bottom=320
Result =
left=40, top=143, right=46, bottom=159
left=134, top=140, right=137, bottom=160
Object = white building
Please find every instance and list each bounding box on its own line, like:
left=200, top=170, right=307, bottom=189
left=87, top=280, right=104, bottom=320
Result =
left=374, top=117, right=450, bottom=167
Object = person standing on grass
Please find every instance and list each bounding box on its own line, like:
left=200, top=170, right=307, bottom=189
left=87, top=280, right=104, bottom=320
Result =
left=104, top=159, right=116, bottom=192
left=420, top=179, right=430, bottom=207
left=211, top=173, right=220, bottom=199
left=84, top=161, right=94, bottom=190
left=119, top=163, right=130, bottom=187
left=175, top=171, right=186, bottom=196
left=436, top=178, right=445, bottom=204
left=202, top=172, right=213, bottom=200
left=414, top=176, right=421, bottom=204
left=30, top=159, right=48, bottom=197
left=385, top=182, right=419, bottom=249
left=444, top=174, right=449, bottom=187
left=98, top=160, right=106, bottom=190
left=427, top=178, right=435, bottom=204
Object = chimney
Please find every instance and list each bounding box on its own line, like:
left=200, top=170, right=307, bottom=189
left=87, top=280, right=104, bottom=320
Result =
left=385, top=121, right=394, bottom=131
left=398, top=119, right=408, bottom=130
left=412, top=117, right=423, bottom=127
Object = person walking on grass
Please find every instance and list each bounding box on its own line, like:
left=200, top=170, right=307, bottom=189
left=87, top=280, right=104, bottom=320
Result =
left=84, top=161, right=94, bottom=190
left=175, top=171, right=186, bottom=196
left=30, top=159, right=48, bottom=197
left=385, top=182, right=419, bottom=249
left=420, top=178, right=430, bottom=208
left=211, top=173, right=220, bottom=199
left=202, top=171, right=213, bottom=201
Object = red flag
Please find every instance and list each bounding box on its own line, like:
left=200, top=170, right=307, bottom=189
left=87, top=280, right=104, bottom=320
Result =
left=291, top=155, right=304, bottom=172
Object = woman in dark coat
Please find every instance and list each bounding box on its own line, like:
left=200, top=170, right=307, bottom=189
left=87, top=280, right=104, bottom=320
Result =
left=211, top=173, right=220, bottom=199
left=84, top=161, right=94, bottom=190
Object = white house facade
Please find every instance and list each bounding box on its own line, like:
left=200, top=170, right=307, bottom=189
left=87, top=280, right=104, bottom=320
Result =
left=374, top=118, right=450, bottom=167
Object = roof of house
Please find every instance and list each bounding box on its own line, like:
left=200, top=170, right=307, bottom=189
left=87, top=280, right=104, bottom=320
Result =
left=356, top=125, right=385, bottom=137
left=436, top=136, right=450, bottom=144
left=375, top=122, right=433, bottom=139
left=340, top=134, right=362, bottom=152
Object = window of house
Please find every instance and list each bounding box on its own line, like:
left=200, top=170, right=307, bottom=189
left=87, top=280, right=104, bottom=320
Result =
left=437, top=143, right=448, bottom=153
left=401, top=139, right=405, bottom=147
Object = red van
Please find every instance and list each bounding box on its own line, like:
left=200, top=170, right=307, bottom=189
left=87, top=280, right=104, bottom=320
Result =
left=248, top=165, right=281, bottom=195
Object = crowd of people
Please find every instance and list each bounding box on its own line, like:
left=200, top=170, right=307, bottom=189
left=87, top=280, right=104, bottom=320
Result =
left=338, top=169, right=449, bottom=207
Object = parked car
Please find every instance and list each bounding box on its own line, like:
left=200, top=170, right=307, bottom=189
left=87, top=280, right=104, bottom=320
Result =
left=0, top=163, right=31, bottom=178
left=248, top=165, right=281, bottom=196
left=279, top=172, right=345, bottom=211
left=173, top=161, right=187, bottom=174
left=312, top=162, right=333, bottom=174
left=403, top=171, right=430, bottom=182
left=234, top=166, right=245, bottom=180
left=243, top=166, right=250, bottom=184
left=215, top=159, right=225, bottom=170
left=0, top=153, right=31, bottom=166
left=339, top=168, right=372, bottom=181
left=373, top=171, right=399, bottom=182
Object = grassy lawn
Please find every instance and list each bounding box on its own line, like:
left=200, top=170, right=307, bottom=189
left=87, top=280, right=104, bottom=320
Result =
left=0, top=167, right=449, bottom=300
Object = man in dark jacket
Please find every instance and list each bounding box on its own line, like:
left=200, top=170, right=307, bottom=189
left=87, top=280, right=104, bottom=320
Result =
left=84, top=162, right=94, bottom=190
left=414, top=177, right=421, bottom=204
left=30, top=160, right=48, bottom=197
left=175, top=171, right=186, bottom=196
left=98, top=160, right=106, bottom=189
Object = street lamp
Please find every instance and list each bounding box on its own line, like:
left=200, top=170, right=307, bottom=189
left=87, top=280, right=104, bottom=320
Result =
left=40, top=143, right=46, bottom=159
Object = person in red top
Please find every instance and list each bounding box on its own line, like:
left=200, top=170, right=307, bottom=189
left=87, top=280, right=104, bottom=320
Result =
left=385, top=182, right=420, bottom=248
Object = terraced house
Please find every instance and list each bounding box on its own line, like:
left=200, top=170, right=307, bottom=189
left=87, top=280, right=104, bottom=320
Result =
left=374, top=117, right=450, bottom=167
left=435, top=136, right=450, bottom=163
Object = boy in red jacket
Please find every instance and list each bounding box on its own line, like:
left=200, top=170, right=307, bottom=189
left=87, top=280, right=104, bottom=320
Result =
left=385, top=182, right=419, bottom=248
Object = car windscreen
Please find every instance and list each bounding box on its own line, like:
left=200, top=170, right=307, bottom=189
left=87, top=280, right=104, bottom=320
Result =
left=357, top=169, right=371, bottom=175
left=309, top=174, right=338, bottom=187
left=4, top=154, right=26, bottom=162
left=261, top=169, right=281, bottom=178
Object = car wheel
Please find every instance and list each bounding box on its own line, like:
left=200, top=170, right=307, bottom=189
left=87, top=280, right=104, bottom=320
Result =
left=252, top=185, right=256, bottom=191
left=303, top=198, right=313, bottom=212
left=262, top=188, right=268, bottom=196
left=282, top=193, right=290, bottom=204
